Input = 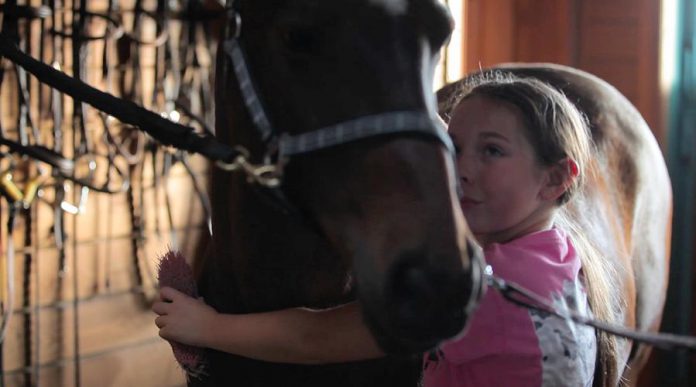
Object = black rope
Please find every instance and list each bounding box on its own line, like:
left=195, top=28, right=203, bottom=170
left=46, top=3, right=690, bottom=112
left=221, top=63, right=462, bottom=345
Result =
left=71, top=2, right=85, bottom=382
left=22, top=207, right=33, bottom=387
left=489, top=275, right=696, bottom=353
left=0, top=33, right=241, bottom=164
left=0, top=194, right=5, bottom=387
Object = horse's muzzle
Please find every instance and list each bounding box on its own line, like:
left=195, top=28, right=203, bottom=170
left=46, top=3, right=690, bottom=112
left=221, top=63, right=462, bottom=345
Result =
left=362, top=244, right=484, bottom=353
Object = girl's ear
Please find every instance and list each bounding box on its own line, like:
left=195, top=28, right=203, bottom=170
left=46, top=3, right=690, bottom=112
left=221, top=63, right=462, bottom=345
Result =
left=539, top=158, right=579, bottom=201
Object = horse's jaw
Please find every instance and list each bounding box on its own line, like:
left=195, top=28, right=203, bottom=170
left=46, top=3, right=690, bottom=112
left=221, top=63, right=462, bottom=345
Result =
left=296, top=146, right=479, bottom=354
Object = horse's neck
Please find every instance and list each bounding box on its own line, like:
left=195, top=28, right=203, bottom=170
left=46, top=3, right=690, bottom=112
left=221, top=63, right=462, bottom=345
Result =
left=207, top=175, right=354, bottom=314
left=209, top=54, right=354, bottom=313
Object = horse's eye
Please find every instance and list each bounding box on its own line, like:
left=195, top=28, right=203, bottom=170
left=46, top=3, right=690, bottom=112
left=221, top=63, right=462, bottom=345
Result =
left=282, top=27, right=322, bottom=54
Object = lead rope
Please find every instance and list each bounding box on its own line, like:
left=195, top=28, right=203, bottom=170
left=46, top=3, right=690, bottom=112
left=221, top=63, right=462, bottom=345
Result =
left=22, top=195, right=33, bottom=387
left=485, top=268, right=696, bottom=353
left=71, top=2, right=88, bottom=384
left=0, top=190, right=6, bottom=387
left=0, top=202, right=18, bottom=349
left=0, top=2, right=23, bottom=381
left=34, top=4, right=50, bottom=385
left=49, top=3, right=68, bottom=382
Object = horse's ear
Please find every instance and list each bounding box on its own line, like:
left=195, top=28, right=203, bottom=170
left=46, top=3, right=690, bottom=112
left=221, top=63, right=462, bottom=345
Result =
left=539, top=158, right=578, bottom=202
left=237, top=0, right=286, bottom=18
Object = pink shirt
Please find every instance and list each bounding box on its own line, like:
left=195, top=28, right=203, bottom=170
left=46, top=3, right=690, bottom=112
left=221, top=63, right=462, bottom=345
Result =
left=423, top=228, right=596, bottom=387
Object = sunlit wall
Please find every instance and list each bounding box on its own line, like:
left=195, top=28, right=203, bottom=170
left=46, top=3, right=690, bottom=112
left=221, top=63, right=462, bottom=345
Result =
left=435, top=0, right=464, bottom=89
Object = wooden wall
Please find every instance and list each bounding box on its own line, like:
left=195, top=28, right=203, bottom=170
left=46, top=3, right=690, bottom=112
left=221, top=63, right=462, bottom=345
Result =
left=0, top=134, right=198, bottom=387
left=461, top=0, right=666, bottom=146
left=0, top=1, right=209, bottom=385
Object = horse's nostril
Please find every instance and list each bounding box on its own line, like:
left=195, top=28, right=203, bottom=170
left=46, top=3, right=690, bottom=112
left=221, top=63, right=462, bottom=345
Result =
left=396, top=264, right=436, bottom=300
left=391, top=264, right=436, bottom=324
left=386, top=256, right=468, bottom=346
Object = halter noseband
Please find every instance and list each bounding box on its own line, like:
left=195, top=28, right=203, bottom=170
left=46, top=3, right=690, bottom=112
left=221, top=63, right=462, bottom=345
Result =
left=220, top=3, right=455, bottom=187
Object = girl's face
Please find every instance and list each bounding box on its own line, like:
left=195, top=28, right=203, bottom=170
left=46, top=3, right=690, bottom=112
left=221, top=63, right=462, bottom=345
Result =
left=449, top=95, right=557, bottom=246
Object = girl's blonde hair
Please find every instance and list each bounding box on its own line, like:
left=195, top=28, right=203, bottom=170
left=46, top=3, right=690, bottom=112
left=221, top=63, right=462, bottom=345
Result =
left=442, top=71, right=621, bottom=387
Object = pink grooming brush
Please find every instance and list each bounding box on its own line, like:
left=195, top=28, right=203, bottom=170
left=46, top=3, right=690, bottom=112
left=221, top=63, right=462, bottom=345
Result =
left=157, top=249, right=206, bottom=378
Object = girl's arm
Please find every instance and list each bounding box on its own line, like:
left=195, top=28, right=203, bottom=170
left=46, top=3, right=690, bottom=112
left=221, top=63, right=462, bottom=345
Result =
left=153, top=287, right=385, bottom=364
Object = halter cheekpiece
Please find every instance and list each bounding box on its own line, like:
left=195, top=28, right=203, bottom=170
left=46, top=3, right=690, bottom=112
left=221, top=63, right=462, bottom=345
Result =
left=219, top=1, right=455, bottom=188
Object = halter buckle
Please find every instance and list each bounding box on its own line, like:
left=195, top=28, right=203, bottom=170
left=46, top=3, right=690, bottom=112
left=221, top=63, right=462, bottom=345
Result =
left=216, top=149, right=281, bottom=188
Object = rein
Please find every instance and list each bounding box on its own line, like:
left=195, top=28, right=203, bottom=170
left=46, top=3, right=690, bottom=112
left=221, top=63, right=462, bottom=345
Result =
left=485, top=270, right=696, bottom=353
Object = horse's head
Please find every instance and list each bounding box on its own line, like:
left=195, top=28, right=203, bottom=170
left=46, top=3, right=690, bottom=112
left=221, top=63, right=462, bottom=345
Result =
left=217, top=0, right=483, bottom=353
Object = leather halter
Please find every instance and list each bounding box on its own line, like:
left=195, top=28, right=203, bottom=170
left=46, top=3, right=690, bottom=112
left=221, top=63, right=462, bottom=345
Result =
left=222, top=3, right=455, bottom=186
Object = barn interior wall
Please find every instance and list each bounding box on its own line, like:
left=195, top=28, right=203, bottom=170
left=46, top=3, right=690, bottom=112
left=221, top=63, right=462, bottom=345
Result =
left=0, top=1, right=212, bottom=386
left=462, top=0, right=665, bottom=146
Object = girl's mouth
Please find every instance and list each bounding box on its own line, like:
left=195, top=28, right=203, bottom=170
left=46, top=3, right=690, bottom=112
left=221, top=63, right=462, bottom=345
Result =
left=460, top=197, right=481, bottom=209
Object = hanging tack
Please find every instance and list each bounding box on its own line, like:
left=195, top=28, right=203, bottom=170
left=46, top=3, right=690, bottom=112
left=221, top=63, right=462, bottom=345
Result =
left=0, top=171, right=24, bottom=203
left=21, top=176, right=43, bottom=208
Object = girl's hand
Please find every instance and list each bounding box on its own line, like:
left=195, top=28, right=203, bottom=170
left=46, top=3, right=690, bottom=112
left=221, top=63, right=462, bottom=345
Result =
left=152, top=286, right=218, bottom=347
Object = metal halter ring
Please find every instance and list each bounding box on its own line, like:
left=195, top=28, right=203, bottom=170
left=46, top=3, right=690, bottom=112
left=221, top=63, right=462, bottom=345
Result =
left=215, top=147, right=281, bottom=188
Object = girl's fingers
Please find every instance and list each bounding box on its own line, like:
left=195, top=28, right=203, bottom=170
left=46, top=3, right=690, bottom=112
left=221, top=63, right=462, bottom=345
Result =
left=159, top=286, right=184, bottom=302
left=152, top=301, right=170, bottom=315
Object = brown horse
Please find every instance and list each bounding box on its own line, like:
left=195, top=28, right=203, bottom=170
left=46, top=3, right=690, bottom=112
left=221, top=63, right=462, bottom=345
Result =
left=438, top=63, right=673, bottom=387
left=193, top=1, right=481, bottom=386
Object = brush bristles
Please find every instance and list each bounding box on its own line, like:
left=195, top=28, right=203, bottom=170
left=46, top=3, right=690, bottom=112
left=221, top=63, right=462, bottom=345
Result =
left=157, top=250, right=198, bottom=297
left=157, top=249, right=206, bottom=378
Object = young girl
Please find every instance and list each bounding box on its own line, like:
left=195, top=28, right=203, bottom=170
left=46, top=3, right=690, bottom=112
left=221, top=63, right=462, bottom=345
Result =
left=153, top=74, right=619, bottom=386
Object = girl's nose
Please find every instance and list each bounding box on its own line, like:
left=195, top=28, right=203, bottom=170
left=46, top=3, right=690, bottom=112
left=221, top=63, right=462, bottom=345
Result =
left=457, top=159, right=472, bottom=183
